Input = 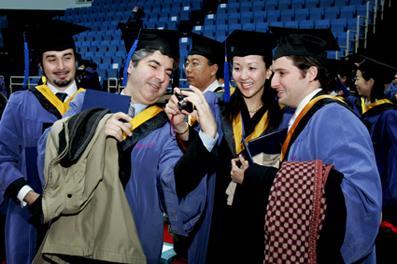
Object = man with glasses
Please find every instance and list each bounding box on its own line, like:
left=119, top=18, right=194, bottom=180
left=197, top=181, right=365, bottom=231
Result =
left=184, top=33, right=224, bottom=93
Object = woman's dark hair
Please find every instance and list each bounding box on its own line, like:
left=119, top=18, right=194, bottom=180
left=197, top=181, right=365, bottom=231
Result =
left=357, top=61, right=387, bottom=102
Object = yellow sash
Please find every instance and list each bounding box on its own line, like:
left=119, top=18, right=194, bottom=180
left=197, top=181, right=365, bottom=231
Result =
left=361, top=98, right=394, bottom=114
left=232, top=111, right=269, bottom=154
left=128, top=105, right=164, bottom=132
left=36, top=85, right=85, bottom=115
left=281, top=95, right=345, bottom=161
left=122, top=105, right=164, bottom=140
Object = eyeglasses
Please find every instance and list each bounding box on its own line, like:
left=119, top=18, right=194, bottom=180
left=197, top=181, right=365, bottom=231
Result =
left=183, top=61, right=203, bottom=70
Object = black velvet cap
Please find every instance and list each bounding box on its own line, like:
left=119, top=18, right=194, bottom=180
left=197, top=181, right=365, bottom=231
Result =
left=123, top=28, right=180, bottom=60
left=189, top=33, right=223, bottom=66
left=26, top=19, right=88, bottom=56
left=270, top=27, right=339, bottom=60
left=226, top=29, right=274, bottom=59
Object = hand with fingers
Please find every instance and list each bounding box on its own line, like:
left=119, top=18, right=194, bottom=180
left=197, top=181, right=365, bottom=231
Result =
left=230, top=154, right=250, bottom=184
left=165, top=87, right=189, bottom=134
left=180, top=86, right=217, bottom=138
left=104, top=112, right=132, bottom=142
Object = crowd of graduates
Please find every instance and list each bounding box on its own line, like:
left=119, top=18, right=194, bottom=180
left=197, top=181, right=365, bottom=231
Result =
left=0, top=16, right=396, bottom=264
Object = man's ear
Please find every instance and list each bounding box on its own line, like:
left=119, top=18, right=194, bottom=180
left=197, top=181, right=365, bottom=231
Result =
left=210, top=64, right=218, bottom=77
left=307, top=66, right=318, bottom=82
left=127, top=60, right=135, bottom=74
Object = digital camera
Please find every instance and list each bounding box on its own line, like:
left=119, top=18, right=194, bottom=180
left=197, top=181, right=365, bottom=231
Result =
left=175, top=89, right=194, bottom=113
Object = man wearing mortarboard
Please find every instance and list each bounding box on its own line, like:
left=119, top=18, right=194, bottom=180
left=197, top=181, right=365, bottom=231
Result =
left=184, top=33, right=224, bottom=93
left=0, top=19, right=87, bottom=264
left=36, top=28, right=209, bottom=264
left=353, top=55, right=397, bottom=264
left=268, top=27, right=381, bottom=263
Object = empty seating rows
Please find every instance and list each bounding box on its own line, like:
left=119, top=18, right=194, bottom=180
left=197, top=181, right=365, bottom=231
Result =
left=62, top=0, right=374, bottom=80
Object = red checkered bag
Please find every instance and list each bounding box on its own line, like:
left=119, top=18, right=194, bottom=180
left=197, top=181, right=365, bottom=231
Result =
left=264, top=160, right=332, bottom=264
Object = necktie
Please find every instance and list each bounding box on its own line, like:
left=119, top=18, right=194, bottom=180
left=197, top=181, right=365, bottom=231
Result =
left=55, top=92, right=68, bottom=102
left=128, top=103, right=135, bottom=117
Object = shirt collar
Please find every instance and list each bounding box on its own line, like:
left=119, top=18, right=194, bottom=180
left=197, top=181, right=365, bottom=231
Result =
left=203, top=80, right=222, bottom=93
left=288, top=88, right=322, bottom=130
left=120, top=89, right=148, bottom=115
left=47, top=80, right=77, bottom=100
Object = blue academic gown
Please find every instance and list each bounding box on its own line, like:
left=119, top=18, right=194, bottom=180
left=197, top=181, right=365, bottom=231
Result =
left=287, top=102, right=382, bottom=263
left=37, top=91, right=207, bottom=264
left=362, top=106, right=397, bottom=228
left=0, top=90, right=60, bottom=264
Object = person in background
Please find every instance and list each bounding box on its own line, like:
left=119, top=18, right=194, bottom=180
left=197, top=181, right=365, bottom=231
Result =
left=0, top=19, right=87, bottom=264
left=165, top=29, right=289, bottom=263
left=384, top=71, right=397, bottom=101
left=184, top=33, right=224, bottom=93
left=354, top=56, right=397, bottom=264
left=328, top=58, right=357, bottom=99
left=76, top=59, right=102, bottom=90
left=266, top=26, right=381, bottom=263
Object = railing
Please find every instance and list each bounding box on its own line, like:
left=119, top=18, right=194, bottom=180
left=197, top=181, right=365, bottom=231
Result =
left=9, top=76, right=40, bottom=93
left=107, top=77, right=121, bottom=93
left=76, top=0, right=92, bottom=4
left=345, top=30, right=351, bottom=57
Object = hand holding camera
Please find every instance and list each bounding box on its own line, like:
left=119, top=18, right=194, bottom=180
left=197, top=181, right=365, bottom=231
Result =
left=165, top=86, right=217, bottom=139
left=175, top=88, right=194, bottom=113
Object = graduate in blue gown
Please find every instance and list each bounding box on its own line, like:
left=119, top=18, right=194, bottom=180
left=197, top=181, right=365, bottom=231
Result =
left=354, top=56, right=397, bottom=264
left=268, top=27, right=382, bottom=263
left=0, top=20, right=87, bottom=264
left=37, top=29, right=208, bottom=264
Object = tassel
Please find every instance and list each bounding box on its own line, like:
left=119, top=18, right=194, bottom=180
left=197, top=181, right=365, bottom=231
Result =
left=23, top=32, right=29, bottom=89
left=223, top=43, right=230, bottom=102
left=122, top=30, right=141, bottom=87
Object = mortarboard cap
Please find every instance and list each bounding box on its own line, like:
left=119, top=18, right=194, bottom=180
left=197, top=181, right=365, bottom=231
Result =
left=223, top=30, right=274, bottom=102
left=26, top=19, right=88, bottom=57
left=122, top=28, right=179, bottom=61
left=226, top=30, right=274, bottom=59
left=189, top=33, right=224, bottom=66
left=356, top=55, right=397, bottom=85
left=270, top=27, right=339, bottom=60
left=22, top=19, right=87, bottom=88
left=121, top=28, right=180, bottom=87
